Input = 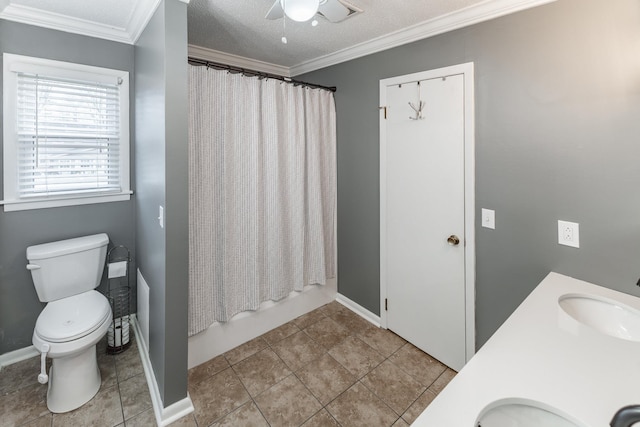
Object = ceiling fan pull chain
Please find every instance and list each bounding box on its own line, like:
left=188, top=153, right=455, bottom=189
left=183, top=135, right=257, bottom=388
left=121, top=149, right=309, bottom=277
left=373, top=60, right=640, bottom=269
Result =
left=281, top=0, right=288, bottom=44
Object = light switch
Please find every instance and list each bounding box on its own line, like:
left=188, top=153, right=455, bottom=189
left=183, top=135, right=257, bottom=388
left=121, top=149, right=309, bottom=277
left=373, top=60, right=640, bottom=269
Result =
left=158, top=206, right=164, bottom=229
left=482, top=208, right=495, bottom=229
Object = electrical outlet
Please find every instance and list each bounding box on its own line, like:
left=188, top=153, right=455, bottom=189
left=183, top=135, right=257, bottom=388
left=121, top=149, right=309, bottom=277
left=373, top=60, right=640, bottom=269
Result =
left=558, top=220, right=579, bottom=248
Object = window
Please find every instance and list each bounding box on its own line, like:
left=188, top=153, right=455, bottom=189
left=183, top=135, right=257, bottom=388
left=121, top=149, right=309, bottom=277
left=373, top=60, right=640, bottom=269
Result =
left=2, top=54, right=130, bottom=211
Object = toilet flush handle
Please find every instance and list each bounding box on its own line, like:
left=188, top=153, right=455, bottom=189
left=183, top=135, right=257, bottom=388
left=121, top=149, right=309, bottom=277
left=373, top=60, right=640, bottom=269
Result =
left=26, top=264, right=40, bottom=270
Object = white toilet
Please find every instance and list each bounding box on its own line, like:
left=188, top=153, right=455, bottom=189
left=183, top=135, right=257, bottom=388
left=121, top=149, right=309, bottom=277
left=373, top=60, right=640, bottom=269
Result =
left=27, top=233, right=113, bottom=413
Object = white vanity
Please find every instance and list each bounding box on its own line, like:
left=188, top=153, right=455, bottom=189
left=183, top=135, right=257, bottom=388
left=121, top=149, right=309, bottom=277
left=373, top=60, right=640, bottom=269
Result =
left=412, top=272, right=640, bottom=426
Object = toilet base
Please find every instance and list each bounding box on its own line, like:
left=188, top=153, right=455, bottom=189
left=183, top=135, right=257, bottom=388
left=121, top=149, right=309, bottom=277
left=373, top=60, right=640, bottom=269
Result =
left=46, top=345, right=101, bottom=413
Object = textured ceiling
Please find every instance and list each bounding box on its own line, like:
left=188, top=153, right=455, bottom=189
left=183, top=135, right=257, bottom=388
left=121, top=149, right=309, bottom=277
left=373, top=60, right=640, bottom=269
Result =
left=0, top=0, right=552, bottom=71
left=187, top=0, right=490, bottom=68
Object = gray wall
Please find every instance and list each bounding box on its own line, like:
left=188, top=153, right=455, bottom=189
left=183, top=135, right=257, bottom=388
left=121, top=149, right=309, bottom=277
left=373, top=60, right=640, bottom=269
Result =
left=135, top=0, right=189, bottom=407
left=301, top=0, right=640, bottom=347
left=0, top=20, right=136, bottom=355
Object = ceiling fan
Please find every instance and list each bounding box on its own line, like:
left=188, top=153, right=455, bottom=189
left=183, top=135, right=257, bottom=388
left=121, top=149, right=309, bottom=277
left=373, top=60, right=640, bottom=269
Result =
left=265, top=0, right=363, bottom=23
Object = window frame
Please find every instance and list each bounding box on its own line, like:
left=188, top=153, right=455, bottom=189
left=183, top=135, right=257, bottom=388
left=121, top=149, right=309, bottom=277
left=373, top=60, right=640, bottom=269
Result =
left=2, top=53, right=131, bottom=212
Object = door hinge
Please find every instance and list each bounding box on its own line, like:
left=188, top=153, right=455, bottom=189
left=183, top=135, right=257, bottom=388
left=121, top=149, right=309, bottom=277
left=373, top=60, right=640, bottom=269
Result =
left=385, top=298, right=388, bottom=311
left=379, top=106, right=387, bottom=119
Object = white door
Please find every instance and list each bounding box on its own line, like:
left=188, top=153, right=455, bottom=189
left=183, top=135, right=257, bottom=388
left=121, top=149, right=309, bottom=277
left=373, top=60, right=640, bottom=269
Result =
left=380, top=64, right=475, bottom=371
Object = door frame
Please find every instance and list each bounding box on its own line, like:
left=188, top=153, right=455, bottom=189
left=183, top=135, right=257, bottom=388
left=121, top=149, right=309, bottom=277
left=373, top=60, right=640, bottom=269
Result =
left=379, top=62, right=476, bottom=364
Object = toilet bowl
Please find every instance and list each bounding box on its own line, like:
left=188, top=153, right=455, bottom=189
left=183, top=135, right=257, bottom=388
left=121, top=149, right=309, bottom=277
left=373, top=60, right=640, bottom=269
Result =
left=27, top=233, right=111, bottom=413
left=32, top=291, right=112, bottom=412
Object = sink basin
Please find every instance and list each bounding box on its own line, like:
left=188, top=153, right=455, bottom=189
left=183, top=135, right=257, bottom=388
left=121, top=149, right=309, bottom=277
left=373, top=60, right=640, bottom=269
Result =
left=559, top=293, right=640, bottom=342
left=476, top=399, right=583, bottom=427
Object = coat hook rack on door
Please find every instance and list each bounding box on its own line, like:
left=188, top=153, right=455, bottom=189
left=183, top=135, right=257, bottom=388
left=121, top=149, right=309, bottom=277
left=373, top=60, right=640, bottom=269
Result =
left=408, top=81, right=425, bottom=120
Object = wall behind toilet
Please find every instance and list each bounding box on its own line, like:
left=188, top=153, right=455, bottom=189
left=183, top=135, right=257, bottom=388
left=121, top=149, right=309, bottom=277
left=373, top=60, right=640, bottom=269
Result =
left=0, top=20, right=136, bottom=355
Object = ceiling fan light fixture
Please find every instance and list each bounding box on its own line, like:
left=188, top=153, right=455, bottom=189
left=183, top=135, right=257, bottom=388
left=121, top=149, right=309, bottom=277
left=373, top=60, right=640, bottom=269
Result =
left=280, top=0, right=320, bottom=22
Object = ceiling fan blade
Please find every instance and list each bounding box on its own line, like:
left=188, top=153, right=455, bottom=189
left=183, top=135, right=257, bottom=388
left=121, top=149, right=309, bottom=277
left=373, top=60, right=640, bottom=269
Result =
left=265, top=0, right=284, bottom=20
left=317, top=0, right=350, bottom=22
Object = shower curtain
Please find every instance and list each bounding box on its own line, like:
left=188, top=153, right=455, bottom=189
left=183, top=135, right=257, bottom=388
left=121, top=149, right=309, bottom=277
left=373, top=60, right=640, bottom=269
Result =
left=188, top=65, right=336, bottom=336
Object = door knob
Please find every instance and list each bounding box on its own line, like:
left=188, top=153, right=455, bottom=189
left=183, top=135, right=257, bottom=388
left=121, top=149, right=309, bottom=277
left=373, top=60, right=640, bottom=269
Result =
left=447, top=235, right=460, bottom=246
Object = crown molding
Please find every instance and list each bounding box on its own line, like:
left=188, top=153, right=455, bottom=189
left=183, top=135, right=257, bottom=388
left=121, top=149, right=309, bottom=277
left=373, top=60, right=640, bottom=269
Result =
left=0, top=3, right=132, bottom=43
left=0, top=0, right=163, bottom=45
left=188, top=44, right=292, bottom=77
left=0, top=0, right=555, bottom=71
left=128, top=0, right=162, bottom=44
left=290, top=0, right=557, bottom=76
left=188, top=0, right=556, bottom=79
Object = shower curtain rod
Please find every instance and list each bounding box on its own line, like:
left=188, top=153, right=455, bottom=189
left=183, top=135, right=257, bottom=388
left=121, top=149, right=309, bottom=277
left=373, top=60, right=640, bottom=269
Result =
left=188, top=57, right=337, bottom=93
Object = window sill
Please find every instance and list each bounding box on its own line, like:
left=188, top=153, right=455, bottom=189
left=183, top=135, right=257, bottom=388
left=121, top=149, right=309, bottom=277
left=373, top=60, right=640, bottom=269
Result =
left=1, top=191, right=133, bottom=212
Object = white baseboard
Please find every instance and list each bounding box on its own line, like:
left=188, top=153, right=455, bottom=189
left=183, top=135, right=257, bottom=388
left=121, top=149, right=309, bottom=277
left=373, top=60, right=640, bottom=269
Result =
left=336, top=293, right=381, bottom=327
left=188, top=279, right=337, bottom=369
left=0, top=345, right=39, bottom=369
left=136, top=269, right=150, bottom=352
left=131, top=315, right=195, bottom=426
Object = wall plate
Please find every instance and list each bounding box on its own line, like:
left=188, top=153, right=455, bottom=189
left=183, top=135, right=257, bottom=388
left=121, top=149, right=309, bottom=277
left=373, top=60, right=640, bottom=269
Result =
left=558, top=220, right=579, bottom=248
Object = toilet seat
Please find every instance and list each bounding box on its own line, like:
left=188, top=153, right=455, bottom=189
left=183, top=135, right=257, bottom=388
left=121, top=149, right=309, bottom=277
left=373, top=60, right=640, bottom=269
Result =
left=35, top=290, right=111, bottom=343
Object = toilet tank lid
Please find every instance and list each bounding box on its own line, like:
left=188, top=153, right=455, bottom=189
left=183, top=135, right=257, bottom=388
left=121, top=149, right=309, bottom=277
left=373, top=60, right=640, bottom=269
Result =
left=27, top=233, right=109, bottom=260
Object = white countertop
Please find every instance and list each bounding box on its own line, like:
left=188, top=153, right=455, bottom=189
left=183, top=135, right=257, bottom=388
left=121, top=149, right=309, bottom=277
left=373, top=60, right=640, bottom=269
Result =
left=412, top=272, right=640, bottom=426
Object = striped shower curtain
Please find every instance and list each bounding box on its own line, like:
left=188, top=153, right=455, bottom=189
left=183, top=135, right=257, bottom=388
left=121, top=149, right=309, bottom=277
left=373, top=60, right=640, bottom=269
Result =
left=187, top=65, right=336, bottom=336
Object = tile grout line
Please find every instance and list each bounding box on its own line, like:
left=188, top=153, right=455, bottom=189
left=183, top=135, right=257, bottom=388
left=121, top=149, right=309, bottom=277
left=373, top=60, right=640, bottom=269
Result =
left=269, top=329, right=339, bottom=426
left=199, top=365, right=243, bottom=426
left=286, top=308, right=394, bottom=425
left=188, top=302, right=446, bottom=427
left=224, top=356, right=272, bottom=427
left=292, top=315, right=394, bottom=425
left=115, top=358, right=127, bottom=427
left=227, top=310, right=348, bottom=426
left=356, top=343, right=437, bottom=424
left=322, top=313, right=420, bottom=425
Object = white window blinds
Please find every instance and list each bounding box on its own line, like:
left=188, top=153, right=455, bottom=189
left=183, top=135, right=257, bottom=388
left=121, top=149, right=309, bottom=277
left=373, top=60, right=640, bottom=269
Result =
left=16, top=72, right=122, bottom=198
left=2, top=54, right=130, bottom=211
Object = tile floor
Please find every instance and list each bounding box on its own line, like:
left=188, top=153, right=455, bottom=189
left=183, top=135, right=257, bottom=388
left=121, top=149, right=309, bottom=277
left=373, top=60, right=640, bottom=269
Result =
left=0, top=301, right=456, bottom=426
left=0, top=334, right=165, bottom=427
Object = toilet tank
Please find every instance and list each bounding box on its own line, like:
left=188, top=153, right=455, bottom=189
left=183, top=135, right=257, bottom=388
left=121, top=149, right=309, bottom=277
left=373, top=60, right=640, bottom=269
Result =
left=26, top=233, right=109, bottom=302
